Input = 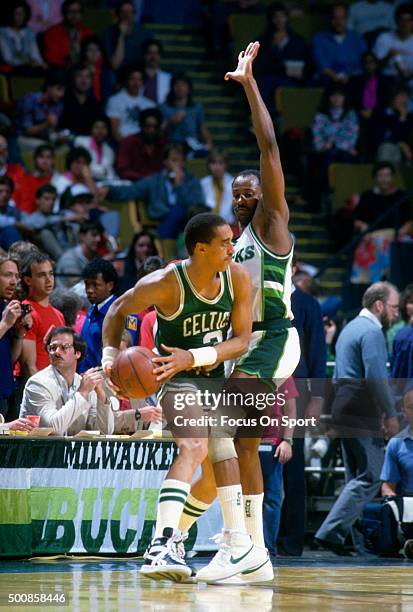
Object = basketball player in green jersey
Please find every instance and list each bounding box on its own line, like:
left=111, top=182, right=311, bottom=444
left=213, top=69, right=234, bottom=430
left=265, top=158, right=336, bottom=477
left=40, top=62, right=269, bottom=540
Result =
left=179, top=43, right=301, bottom=584
left=102, top=213, right=268, bottom=582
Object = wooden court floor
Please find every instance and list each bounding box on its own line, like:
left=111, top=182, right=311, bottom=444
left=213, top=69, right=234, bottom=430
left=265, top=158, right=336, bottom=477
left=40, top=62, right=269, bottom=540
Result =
left=0, top=557, right=413, bottom=611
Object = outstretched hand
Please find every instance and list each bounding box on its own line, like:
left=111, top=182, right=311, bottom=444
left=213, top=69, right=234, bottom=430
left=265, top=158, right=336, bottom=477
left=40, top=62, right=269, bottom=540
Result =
left=225, top=41, right=260, bottom=84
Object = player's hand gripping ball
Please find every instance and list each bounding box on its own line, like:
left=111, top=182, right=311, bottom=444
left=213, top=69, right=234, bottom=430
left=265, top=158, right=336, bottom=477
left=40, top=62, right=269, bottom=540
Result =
left=111, top=347, right=161, bottom=399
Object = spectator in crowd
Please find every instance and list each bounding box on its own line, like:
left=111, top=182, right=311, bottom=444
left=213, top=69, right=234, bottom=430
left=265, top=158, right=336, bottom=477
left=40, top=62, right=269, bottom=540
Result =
left=142, top=39, right=172, bottom=105
left=0, top=1, right=47, bottom=74
left=50, top=288, right=82, bottom=328
left=59, top=64, right=103, bottom=137
left=20, top=251, right=65, bottom=376
left=106, top=65, right=155, bottom=142
left=160, top=74, right=213, bottom=156
left=117, top=108, right=168, bottom=180
left=15, top=70, right=66, bottom=151
left=0, top=177, right=32, bottom=250
left=0, top=135, right=27, bottom=212
left=260, top=377, right=297, bottom=559
left=349, top=52, right=392, bottom=118
left=108, top=144, right=205, bottom=239
left=75, top=118, right=117, bottom=182
left=102, top=0, right=152, bottom=73
left=20, top=326, right=114, bottom=436
left=27, top=0, right=63, bottom=33
left=381, top=386, right=413, bottom=496
left=80, top=35, right=114, bottom=103
left=391, top=284, right=413, bottom=381
left=7, top=240, right=39, bottom=267
left=55, top=220, right=103, bottom=288
left=52, top=147, right=98, bottom=199
left=312, top=3, right=367, bottom=85
left=121, top=231, right=158, bottom=291
left=315, top=282, right=400, bottom=555
left=0, top=255, right=32, bottom=418
left=307, top=85, right=359, bottom=211
left=348, top=1, right=395, bottom=47
left=371, top=85, right=413, bottom=164
left=15, top=145, right=56, bottom=214
left=42, top=0, right=93, bottom=69
left=373, top=3, right=413, bottom=82
left=0, top=414, right=36, bottom=431
left=278, top=261, right=326, bottom=557
left=254, top=2, right=307, bottom=112
left=79, top=259, right=118, bottom=372
left=200, top=149, right=235, bottom=224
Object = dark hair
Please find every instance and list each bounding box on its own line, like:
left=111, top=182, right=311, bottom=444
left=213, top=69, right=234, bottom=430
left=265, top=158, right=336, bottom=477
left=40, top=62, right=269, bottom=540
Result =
left=184, top=213, right=228, bottom=255
left=136, top=255, right=164, bottom=281
left=34, top=144, right=54, bottom=159
left=66, top=146, right=92, bottom=170
left=362, top=281, right=397, bottom=310
left=266, top=2, right=288, bottom=29
left=36, top=184, right=57, bottom=199
left=79, top=221, right=104, bottom=235
left=390, top=84, right=411, bottom=100
left=50, top=289, right=82, bottom=327
left=232, top=169, right=261, bottom=185
left=43, top=69, right=66, bottom=90
left=330, top=3, right=348, bottom=17
left=318, top=84, right=352, bottom=117
left=208, top=148, right=228, bottom=166
left=126, top=231, right=158, bottom=261
left=166, top=73, right=194, bottom=107
left=139, top=108, right=162, bottom=129
left=372, top=161, right=396, bottom=177
left=6, top=1, right=31, bottom=26
left=122, top=64, right=144, bottom=86
left=395, top=3, right=413, bottom=23
left=20, top=251, right=53, bottom=291
left=162, top=143, right=185, bottom=161
left=115, top=0, right=134, bottom=18
left=82, top=257, right=118, bottom=289
left=0, top=176, right=14, bottom=192
left=399, top=283, right=413, bottom=322
left=46, top=326, right=87, bottom=360
left=62, top=0, right=82, bottom=17
left=142, top=38, right=164, bottom=55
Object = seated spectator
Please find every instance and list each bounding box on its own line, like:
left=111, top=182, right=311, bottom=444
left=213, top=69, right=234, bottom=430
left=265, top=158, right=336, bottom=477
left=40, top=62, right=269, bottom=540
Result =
left=42, top=0, right=93, bottom=69
left=0, top=176, right=33, bottom=250
left=102, top=0, right=152, bottom=73
left=391, top=284, right=413, bottom=381
left=0, top=1, right=47, bottom=74
left=20, top=251, right=65, bottom=376
left=381, top=387, right=413, bottom=496
left=312, top=3, right=367, bottom=85
left=0, top=415, right=36, bottom=432
left=16, top=70, right=66, bottom=152
left=142, top=39, right=172, bottom=105
left=50, top=287, right=82, bottom=328
left=160, top=74, right=213, bottom=156
left=55, top=220, right=104, bottom=288
left=0, top=255, right=32, bottom=418
left=349, top=52, right=392, bottom=117
left=19, top=326, right=114, bottom=436
left=254, top=2, right=307, bottom=112
left=75, top=118, right=117, bottom=182
left=79, top=259, right=118, bottom=372
left=372, top=85, right=413, bottom=164
left=373, top=3, right=413, bottom=83
left=117, top=108, right=167, bottom=180
left=108, top=144, right=205, bottom=239
left=307, top=85, right=359, bottom=211
left=121, top=231, right=159, bottom=291
left=200, top=149, right=235, bottom=224
left=348, top=1, right=394, bottom=47
left=106, top=64, right=155, bottom=142
left=27, top=0, right=63, bottom=33
left=80, top=35, right=114, bottom=103
left=0, top=135, right=27, bottom=212
left=59, top=64, right=103, bottom=137
left=351, top=162, right=412, bottom=284
left=52, top=146, right=96, bottom=199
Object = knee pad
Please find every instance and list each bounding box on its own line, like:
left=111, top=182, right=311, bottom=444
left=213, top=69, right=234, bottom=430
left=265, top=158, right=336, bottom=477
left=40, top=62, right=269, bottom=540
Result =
left=208, top=437, right=238, bottom=464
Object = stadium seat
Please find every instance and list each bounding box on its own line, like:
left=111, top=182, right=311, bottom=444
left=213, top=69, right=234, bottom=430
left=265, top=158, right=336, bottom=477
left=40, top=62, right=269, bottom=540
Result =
left=228, top=14, right=266, bottom=53
left=289, top=14, right=328, bottom=43
left=275, top=87, right=323, bottom=132
left=186, top=158, right=207, bottom=179
left=104, top=200, right=135, bottom=248
left=0, top=74, right=10, bottom=104
left=10, top=76, right=43, bottom=100
left=83, top=8, right=114, bottom=34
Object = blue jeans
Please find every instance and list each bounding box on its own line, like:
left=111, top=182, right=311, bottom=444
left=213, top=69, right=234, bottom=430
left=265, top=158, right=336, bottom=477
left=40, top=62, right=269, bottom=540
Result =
left=259, top=444, right=284, bottom=556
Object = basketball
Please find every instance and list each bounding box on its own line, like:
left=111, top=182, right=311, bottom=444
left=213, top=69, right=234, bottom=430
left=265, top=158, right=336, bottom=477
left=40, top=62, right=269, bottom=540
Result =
left=111, top=347, right=160, bottom=399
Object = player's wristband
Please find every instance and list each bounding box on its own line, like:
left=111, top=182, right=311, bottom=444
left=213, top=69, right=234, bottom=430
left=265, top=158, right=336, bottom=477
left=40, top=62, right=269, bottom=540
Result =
left=102, top=346, right=119, bottom=370
left=189, top=346, right=217, bottom=368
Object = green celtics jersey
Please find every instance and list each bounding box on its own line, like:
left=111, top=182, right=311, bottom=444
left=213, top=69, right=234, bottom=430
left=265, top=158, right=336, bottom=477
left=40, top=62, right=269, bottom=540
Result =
left=155, top=260, right=234, bottom=378
left=233, top=223, right=293, bottom=324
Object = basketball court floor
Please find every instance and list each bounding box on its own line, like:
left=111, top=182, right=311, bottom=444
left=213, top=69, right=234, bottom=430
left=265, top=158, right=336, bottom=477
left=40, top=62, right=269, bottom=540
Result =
left=1, top=553, right=412, bottom=611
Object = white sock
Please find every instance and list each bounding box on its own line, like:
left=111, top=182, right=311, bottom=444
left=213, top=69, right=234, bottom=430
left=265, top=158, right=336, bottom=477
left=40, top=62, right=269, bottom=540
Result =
left=243, top=493, right=265, bottom=548
left=216, top=484, right=247, bottom=533
left=179, top=493, right=211, bottom=533
left=154, top=479, right=190, bottom=538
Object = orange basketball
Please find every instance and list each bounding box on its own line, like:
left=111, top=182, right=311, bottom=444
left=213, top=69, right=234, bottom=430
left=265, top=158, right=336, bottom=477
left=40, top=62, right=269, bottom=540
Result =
left=111, top=346, right=160, bottom=399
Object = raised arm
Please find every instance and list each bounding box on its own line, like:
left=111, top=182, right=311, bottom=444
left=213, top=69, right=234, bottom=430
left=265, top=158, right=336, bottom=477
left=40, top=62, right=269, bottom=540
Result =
left=225, top=42, right=289, bottom=226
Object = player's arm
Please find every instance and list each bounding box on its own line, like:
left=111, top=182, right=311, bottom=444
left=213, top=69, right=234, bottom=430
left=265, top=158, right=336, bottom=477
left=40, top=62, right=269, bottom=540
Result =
left=225, top=41, right=291, bottom=253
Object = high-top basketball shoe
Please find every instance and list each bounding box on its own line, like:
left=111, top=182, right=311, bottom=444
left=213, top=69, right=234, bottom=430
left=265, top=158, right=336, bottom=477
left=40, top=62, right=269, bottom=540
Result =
left=140, top=528, right=192, bottom=582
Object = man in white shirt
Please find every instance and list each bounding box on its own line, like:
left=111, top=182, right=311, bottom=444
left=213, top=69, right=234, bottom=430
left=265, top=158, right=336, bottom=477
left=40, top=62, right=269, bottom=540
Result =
left=106, top=65, right=155, bottom=142
left=374, top=3, right=413, bottom=79
left=142, top=39, right=172, bottom=105
left=20, top=326, right=114, bottom=436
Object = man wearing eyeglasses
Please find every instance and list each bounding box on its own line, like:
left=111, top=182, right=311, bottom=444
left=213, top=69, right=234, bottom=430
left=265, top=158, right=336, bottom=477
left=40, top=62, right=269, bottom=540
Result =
left=19, top=326, right=114, bottom=436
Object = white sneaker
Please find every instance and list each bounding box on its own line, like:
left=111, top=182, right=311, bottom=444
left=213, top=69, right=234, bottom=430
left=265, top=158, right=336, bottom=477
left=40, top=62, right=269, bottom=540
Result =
left=195, top=530, right=268, bottom=583
left=140, top=528, right=192, bottom=582
left=216, top=554, right=274, bottom=584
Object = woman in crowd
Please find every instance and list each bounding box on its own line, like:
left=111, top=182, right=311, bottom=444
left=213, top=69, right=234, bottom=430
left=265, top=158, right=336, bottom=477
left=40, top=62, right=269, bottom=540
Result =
left=74, top=118, right=117, bottom=182
left=80, top=36, right=114, bottom=103
left=200, top=148, right=235, bottom=226
left=120, top=231, right=159, bottom=291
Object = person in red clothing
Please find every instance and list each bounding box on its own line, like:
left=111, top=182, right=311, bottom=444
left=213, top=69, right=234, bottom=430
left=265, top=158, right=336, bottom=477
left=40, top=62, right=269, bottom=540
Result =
left=42, top=0, right=93, bottom=69
left=20, top=251, right=64, bottom=376
left=0, top=135, right=26, bottom=211
left=116, top=108, right=168, bottom=180
left=16, top=144, right=55, bottom=213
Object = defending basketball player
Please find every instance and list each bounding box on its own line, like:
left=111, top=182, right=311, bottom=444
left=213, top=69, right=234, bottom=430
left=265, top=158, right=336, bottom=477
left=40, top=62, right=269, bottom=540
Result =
left=178, top=42, right=301, bottom=584
left=102, top=213, right=268, bottom=582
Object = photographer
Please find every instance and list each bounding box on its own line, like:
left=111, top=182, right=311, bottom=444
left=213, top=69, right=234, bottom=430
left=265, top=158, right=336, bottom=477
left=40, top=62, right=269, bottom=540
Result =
left=0, top=255, right=32, bottom=419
